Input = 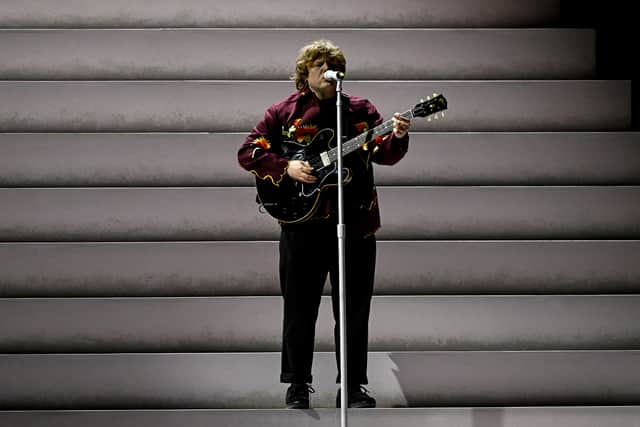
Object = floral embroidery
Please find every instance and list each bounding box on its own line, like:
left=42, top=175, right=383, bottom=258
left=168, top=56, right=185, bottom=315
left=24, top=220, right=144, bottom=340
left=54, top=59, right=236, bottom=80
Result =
left=287, top=118, right=318, bottom=144
left=286, top=118, right=303, bottom=138
left=253, top=136, right=271, bottom=150
left=365, top=135, right=384, bottom=155
left=356, top=121, right=383, bottom=152
left=355, top=121, right=369, bottom=133
left=295, top=125, right=318, bottom=144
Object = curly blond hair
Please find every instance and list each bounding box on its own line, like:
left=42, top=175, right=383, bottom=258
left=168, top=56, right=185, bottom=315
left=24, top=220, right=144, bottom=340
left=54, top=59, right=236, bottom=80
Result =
left=292, top=39, right=347, bottom=91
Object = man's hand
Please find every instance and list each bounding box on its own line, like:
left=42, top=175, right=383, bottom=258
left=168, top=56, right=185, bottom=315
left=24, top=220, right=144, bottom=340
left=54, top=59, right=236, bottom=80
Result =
left=392, top=113, right=411, bottom=138
left=287, top=160, right=317, bottom=183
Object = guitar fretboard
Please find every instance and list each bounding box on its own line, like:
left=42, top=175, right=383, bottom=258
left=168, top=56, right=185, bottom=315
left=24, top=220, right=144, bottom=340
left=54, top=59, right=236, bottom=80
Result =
left=317, top=108, right=414, bottom=166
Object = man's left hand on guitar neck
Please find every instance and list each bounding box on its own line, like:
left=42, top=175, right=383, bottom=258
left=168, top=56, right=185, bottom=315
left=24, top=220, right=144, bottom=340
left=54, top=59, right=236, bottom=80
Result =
left=392, top=112, right=411, bottom=139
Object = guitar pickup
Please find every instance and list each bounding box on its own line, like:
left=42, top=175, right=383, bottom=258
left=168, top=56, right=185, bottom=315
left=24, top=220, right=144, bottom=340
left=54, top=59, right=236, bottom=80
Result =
left=320, top=151, right=331, bottom=167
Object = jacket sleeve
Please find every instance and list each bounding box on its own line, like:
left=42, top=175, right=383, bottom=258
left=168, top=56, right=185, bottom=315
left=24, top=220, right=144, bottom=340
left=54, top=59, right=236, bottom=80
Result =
left=364, top=100, right=409, bottom=166
left=237, top=105, right=290, bottom=186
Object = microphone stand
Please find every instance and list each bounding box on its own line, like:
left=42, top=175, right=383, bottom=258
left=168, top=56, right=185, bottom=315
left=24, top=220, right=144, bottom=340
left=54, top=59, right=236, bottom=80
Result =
left=335, top=78, right=348, bottom=427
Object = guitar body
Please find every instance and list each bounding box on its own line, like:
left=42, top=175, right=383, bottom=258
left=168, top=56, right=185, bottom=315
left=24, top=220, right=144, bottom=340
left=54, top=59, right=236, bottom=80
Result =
left=254, top=95, right=448, bottom=224
left=256, top=128, right=351, bottom=224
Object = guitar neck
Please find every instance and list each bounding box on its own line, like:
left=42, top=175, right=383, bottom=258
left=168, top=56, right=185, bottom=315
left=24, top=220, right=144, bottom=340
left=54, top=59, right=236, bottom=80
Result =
left=323, top=108, right=414, bottom=163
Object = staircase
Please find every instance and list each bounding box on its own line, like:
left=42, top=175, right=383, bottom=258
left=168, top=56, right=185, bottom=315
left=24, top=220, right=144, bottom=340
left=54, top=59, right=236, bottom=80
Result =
left=1, top=0, right=639, bottom=425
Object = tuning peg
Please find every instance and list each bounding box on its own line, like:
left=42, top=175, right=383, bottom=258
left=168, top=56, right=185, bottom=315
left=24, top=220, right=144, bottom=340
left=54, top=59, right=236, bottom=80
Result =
left=432, top=92, right=438, bottom=97
left=427, top=117, right=432, bottom=122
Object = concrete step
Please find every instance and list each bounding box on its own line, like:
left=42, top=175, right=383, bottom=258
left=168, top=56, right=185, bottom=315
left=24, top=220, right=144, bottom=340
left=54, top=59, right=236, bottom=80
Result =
left=0, top=81, right=631, bottom=132
left=2, top=407, right=640, bottom=427
left=0, top=0, right=565, bottom=28
left=1, top=187, right=638, bottom=241
left=2, top=132, right=639, bottom=187
left=2, top=241, right=638, bottom=297
left=1, top=351, right=639, bottom=409
left=1, top=295, right=638, bottom=353
left=0, top=29, right=595, bottom=80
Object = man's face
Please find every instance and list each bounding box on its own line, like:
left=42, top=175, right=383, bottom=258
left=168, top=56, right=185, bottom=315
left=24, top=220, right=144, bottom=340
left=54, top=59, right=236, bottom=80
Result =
left=306, top=58, right=337, bottom=100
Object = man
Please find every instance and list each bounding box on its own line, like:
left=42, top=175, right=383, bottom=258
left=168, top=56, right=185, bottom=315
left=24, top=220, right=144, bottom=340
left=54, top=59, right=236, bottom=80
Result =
left=237, top=39, right=410, bottom=409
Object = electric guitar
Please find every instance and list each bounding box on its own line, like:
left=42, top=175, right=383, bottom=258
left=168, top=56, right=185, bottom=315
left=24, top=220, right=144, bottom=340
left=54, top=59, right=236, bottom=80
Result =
left=256, top=94, right=448, bottom=224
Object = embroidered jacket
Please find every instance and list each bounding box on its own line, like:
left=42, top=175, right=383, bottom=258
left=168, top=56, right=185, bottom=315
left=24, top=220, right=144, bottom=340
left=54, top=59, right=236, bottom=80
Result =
left=238, top=90, right=408, bottom=236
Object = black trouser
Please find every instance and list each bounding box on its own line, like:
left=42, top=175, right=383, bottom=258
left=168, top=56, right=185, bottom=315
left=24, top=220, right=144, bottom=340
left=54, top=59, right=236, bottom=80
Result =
left=279, top=223, right=376, bottom=385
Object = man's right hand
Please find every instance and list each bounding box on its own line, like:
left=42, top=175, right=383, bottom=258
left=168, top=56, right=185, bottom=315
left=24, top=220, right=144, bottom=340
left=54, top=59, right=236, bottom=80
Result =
left=287, top=160, right=317, bottom=183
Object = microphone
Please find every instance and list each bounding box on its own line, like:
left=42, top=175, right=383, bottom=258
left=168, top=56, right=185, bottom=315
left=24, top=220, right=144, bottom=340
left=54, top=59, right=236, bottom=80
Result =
left=323, top=70, right=345, bottom=81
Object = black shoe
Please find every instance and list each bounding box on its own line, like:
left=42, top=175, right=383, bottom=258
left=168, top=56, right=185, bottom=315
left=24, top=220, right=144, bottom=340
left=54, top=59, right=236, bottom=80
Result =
left=285, top=383, right=314, bottom=409
left=336, top=385, right=376, bottom=408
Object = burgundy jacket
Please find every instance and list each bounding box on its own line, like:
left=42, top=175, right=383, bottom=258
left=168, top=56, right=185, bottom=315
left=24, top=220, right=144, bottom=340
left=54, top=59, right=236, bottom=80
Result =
left=238, top=90, right=408, bottom=236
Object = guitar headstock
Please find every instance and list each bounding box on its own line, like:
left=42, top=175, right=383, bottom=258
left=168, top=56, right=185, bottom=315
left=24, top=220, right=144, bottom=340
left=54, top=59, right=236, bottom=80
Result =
left=413, top=93, right=447, bottom=121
